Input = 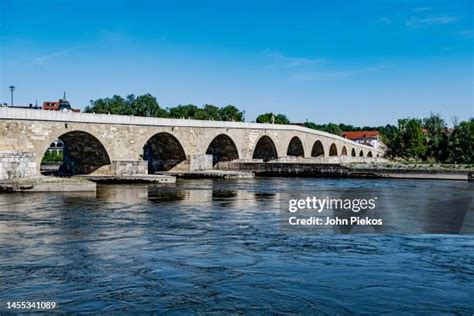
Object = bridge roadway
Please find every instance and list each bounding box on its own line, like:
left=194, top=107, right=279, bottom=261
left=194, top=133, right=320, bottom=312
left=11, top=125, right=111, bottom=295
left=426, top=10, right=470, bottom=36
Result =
left=0, top=107, right=383, bottom=180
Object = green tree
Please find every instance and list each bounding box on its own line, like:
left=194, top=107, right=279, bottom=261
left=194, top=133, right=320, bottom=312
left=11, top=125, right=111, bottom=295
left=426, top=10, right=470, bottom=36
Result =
left=168, top=104, right=199, bottom=119
left=219, top=105, right=244, bottom=121
left=85, top=95, right=127, bottom=114
left=338, top=123, right=356, bottom=132
left=130, top=94, right=167, bottom=117
left=203, top=104, right=220, bottom=120
left=304, top=121, right=318, bottom=130
left=398, top=118, right=427, bottom=159
left=275, top=114, right=290, bottom=124
left=326, top=123, right=342, bottom=136
left=85, top=94, right=167, bottom=117
left=194, top=108, right=211, bottom=120
left=447, top=118, right=474, bottom=163
left=41, top=151, right=63, bottom=163
left=423, top=113, right=446, bottom=136
left=423, top=113, right=447, bottom=161
left=256, top=112, right=290, bottom=124
left=380, top=124, right=398, bottom=156
left=256, top=113, right=273, bottom=123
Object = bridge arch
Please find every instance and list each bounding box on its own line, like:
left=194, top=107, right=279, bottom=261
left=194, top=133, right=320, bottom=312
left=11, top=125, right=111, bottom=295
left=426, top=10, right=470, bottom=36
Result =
left=341, top=146, right=348, bottom=156
left=368, top=151, right=373, bottom=157
left=144, top=132, right=186, bottom=172
left=40, top=130, right=111, bottom=175
left=359, top=150, right=364, bottom=157
left=329, top=143, right=338, bottom=157
left=351, top=148, right=356, bottom=157
left=287, top=136, right=304, bottom=157
left=206, top=134, right=239, bottom=165
left=311, top=140, right=325, bottom=157
left=253, top=135, right=278, bottom=162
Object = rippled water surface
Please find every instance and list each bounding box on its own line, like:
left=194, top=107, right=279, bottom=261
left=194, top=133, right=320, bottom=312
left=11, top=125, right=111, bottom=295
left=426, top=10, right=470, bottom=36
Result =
left=0, top=178, right=473, bottom=314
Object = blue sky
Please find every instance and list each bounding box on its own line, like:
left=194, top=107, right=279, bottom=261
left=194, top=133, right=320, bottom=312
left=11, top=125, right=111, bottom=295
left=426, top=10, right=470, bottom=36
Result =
left=0, top=0, right=472, bottom=126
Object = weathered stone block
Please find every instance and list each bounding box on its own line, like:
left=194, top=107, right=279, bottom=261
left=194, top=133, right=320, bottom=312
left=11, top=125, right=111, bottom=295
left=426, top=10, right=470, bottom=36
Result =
left=0, top=152, right=36, bottom=180
left=110, top=160, right=148, bottom=176
left=189, top=154, right=213, bottom=171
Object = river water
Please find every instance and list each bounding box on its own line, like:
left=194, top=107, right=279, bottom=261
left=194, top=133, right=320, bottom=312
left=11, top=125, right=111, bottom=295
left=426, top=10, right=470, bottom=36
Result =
left=0, top=178, right=473, bottom=314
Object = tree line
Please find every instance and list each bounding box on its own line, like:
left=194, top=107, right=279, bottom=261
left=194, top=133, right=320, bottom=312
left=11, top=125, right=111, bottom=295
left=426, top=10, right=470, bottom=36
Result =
left=84, top=94, right=473, bottom=164
left=382, top=114, right=473, bottom=164
left=84, top=94, right=244, bottom=122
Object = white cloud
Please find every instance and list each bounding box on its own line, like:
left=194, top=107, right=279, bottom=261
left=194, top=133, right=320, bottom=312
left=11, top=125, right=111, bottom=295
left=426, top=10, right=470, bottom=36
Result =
left=31, top=47, right=79, bottom=66
left=457, top=29, right=473, bottom=38
left=406, top=15, right=457, bottom=28
left=288, top=65, right=389, bottom=83
left=264, top=50, right=325, bottom=69
left=262, top=49, right=388, bottom=83
left=413, top=7, right=432, bottom=12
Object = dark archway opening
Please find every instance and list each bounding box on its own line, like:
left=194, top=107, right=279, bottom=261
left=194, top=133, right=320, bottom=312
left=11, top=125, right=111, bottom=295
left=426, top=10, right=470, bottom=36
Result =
left=341, top=146, right=347, bottom=156
left=287, top=136, right=304, bottom=157
left=329, top=144, right=338, bottom=157
left=351, top=148, right=356, bottom=157
left=206, top=134, right=239, bottom=165
left=368, top=151, right=373, bottom=157
left=311, top=140, right=325, bottom=157
left=253, top=136, right=278, bottom=162
left=40, top=131, right=110, bottom=176
left=359, top=150, right=364, bottom=157
left=144, top=132, right=186, bottom=173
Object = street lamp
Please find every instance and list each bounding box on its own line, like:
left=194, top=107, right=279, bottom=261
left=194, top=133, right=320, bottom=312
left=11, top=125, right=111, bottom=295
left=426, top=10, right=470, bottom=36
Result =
left=9, top=85, right=15, bottom=106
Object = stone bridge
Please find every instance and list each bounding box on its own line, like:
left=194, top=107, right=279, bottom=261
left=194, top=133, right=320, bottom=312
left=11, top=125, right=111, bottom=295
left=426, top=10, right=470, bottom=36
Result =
left=0, top=107, right=383, bottom=179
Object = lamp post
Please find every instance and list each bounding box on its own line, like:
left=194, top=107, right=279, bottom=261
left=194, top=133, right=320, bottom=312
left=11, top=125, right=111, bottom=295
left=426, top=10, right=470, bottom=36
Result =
left=9, top=85, right=15, bottom=106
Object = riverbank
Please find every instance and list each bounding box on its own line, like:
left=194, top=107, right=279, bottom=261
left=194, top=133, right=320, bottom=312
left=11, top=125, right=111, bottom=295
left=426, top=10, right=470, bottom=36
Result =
left=216, top=161, right=473, bottom=181
left=346, top=163, right=473, bottom=181
left=0, top=176, right=96, bottom=193
left=1, top=162, right=472, bottom=193
left=156, top=170, right=255, bottom=179
left=79, top=174, right=176, bottom=184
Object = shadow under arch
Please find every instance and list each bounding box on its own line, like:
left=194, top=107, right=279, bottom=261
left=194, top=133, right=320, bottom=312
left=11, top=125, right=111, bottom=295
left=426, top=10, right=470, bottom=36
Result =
left=287, top=136, right=304, bottom=157
left=311, top=140, right=325, bottom=157
left=40, top=130, right=111, bottom=175
left=144, top=132, right=186, bottom=173
left=368, top=151, right=373, bottom=157
left=351, top=148, right=356, bottom=157
left=329, top=143, right=338, bottom=157
left=206, top=134, right=239, bottom=165
left=253, top=135, right=278, bottom=162
left=341, top=146, right=348, bottom=156
left=359, top=150, right=364, bottom=157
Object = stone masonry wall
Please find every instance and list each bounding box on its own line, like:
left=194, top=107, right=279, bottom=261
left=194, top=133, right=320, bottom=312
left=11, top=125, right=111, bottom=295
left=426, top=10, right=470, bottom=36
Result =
left=0, top=152, right=37, bottom=180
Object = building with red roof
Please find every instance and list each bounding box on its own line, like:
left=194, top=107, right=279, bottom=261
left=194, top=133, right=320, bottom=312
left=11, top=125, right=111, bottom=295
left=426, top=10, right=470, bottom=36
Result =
left=342, top=130, right=385, bottom=150
left=42, top=92, right=80, bottom=112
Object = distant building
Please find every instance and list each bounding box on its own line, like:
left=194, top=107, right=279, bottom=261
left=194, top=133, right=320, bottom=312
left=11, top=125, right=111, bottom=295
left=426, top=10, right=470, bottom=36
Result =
left=6, top=103, right=41, bottom=110
left=42, top=92, right=80, bottom=112
left=342, top=131, right=386, bottom=150
left=47, top=139, right=64, bottom=154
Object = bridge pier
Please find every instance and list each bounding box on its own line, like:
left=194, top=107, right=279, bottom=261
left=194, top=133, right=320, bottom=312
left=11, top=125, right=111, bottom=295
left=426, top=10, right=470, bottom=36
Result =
left=107, top=160, right=149, bottom=176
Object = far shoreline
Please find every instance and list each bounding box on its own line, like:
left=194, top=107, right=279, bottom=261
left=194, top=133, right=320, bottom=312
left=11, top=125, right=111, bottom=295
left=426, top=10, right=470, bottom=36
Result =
left=1, top=162, right=472, bottom=193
